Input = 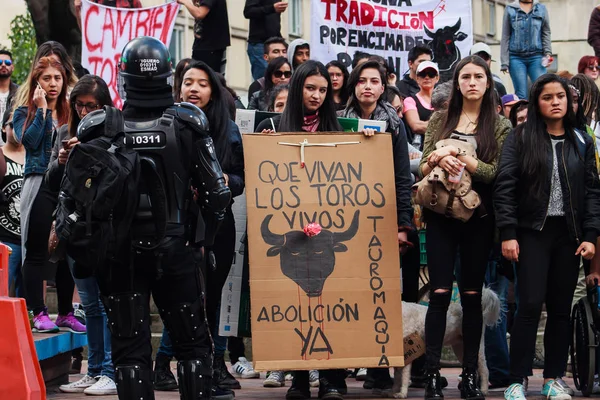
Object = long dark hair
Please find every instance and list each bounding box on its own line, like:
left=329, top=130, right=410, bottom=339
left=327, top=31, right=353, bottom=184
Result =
left=173, top=57, right=192, bottom=102
left=435, top=56, right=498, bottom=163
left=182, top=61, right=232, bottom=167
left=570, top=73, right=600, bottom=127
left=69, top=75, right=113, bottom=138
left=345, top=60, right=387, bottom=114
left=279, top=60, right=341, bottom=132
left=325, top=60, right=350, bottom=106
left=268, top=84, right=289, bottom=112
left=264, top=57, right=292, bottom=93
left=516, top=74, right=578, bottom=197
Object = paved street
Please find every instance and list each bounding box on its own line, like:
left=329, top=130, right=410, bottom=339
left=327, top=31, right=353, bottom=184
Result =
left=48, top=364, right=556, bottom=399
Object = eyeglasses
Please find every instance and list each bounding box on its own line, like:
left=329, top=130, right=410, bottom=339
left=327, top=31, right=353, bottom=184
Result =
left=588, top=65, right=599, bottom=71
left=74, top=101, right=101, bottom=113
left=0, top=60, right=12, bottom=67
left=417, top=70, right=438, bottom=79
left=273, top=70, right=292, bottom=79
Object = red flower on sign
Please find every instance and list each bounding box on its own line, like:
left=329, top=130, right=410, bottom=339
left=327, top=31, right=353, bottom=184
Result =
left=303, top=223, right=322, bottom=237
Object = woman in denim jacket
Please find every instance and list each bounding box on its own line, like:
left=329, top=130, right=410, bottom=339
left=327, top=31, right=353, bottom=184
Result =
left=500, top=0, right=552, bottom=100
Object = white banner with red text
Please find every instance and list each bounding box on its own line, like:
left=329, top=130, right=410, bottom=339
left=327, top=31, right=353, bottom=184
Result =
left=81, top=0, right=180, bottom=108
left=310, top=0, right=473, bottom=81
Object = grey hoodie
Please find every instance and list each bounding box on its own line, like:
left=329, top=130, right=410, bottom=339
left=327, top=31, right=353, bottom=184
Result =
left=287, top=38, right=309, bottom=70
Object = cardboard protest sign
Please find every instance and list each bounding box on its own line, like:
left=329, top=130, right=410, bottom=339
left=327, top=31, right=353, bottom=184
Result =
left=310, top=0, right=473, bottom=81
left=81, top=0, right=180, bottom=108
left=244, top=132, right=403, bottom=371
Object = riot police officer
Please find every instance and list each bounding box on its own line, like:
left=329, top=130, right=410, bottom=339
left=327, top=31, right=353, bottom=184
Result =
left=79, top=37, right=233, bottom=400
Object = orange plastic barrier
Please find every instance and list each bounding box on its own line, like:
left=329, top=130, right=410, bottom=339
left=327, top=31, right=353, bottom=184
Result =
left=0, top=243, right=46, bottom=400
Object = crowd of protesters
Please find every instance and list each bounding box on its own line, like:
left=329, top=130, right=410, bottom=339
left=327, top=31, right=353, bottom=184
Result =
left=5, top=1, right=600, bottom=400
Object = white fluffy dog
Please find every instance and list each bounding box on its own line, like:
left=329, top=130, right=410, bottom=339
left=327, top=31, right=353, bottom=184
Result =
left=391, top=287, right=502, bottom=398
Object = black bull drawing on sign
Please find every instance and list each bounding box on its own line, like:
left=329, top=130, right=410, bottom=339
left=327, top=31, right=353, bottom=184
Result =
left=424, top=18, right=467, bottom=82
left=261, top=210, right=360, bottom=297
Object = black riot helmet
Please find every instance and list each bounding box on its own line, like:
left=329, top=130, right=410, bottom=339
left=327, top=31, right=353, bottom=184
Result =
left=119, top=36, right=173, bottom=81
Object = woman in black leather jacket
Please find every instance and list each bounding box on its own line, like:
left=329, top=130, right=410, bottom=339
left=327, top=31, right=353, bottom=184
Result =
left=494, top=74, right=600, bottom=400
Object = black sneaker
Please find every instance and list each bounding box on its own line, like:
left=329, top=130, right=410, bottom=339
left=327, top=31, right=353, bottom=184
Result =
left=213, top=355, right=241, bottom=390
left=154, top=355, right=178, bottom=391
left=370, top=368, right=393, bottom=397
left=287, top=371, right=311, bottom=400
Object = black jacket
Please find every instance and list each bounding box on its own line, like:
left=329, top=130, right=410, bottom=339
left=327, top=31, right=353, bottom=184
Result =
left=494, top=129, right=600, bottom=244
left=396, top=73, right=420, bottom=98
left=243, top=0, right=282, bottom=43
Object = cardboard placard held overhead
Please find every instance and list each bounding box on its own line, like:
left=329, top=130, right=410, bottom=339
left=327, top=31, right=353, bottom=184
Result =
left=243, top=132, right=403, bottom=371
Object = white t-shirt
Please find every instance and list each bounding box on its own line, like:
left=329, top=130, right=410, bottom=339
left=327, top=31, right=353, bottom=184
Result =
left=0, top=91, right=9, bottom=120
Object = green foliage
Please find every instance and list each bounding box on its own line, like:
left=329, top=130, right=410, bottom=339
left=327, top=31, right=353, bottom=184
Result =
left=7, top=13, right=37, bottom=85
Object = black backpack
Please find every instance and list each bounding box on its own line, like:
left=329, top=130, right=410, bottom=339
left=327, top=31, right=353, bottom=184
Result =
left=55, top=107, right=140, bottom=277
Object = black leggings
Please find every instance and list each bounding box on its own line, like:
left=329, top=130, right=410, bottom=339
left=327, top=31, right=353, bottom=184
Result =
left=509, top=217, right=580, bottom=383
left=23, top=184, right=75, bottom=315
left=424, top=211, right=494, bottom=373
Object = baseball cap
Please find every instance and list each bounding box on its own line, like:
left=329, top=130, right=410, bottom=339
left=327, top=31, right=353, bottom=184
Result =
left=416, top=61, right=439, bottom=75
left=470, top=42, right=495, bottom=61
left=501, top=94, right=520, bottom=107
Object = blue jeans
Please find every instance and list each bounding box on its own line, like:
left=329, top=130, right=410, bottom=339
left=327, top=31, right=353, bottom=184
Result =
left=247, top=42, right=267, bottom=81
left=5, top=241, right=23, bottom=297
left=484, top=252, right=510, bottom=384
left=67, top=258, right=114, bottom=379
left=509, top=54, right=546, bottom=100
left=157, top=327, right=174, bottom=359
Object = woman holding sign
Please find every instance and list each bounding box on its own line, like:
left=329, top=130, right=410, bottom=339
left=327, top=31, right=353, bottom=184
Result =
left=256, top=60, right=349, bottom=400
left=340, top=59, right=414, bottom=395
left=418, top=55, right=512, bottom=400
left=179, top=60, right=246, bottom=394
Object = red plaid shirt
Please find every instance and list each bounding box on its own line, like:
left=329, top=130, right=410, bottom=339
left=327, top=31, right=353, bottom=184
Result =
left=93, top=0, right=143, bottom=8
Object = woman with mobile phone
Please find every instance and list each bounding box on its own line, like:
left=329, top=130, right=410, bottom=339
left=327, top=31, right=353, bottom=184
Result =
left=13, top=54, right=81, bottom=335
left=495, top=74, right=600, bottom=400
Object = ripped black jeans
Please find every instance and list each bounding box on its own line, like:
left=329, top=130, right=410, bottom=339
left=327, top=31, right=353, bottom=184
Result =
left=423, top=211, right=494, bottom=373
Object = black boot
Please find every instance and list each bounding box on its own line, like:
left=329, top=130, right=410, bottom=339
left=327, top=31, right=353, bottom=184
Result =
left=178, top=357, right=235, bottom=400
left=213, top=354, right=241, bottom=390
left=287, top=371, right=311, bottom=400
left=115, top=365, right=155, bottom=400
left=424, top=371, right=444, bottom=400
left=460, top=371, right=484, bottom=400
left=318, top=370, right=344, bottom=399
left=154, top=354, right=178, bottom=391
left=370, top=368, right=393, bottom=396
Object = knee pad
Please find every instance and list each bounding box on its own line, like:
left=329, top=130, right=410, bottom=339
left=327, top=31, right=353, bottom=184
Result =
left=115, top=365, right=154, bottom=400
left=428, top=289, right=452, bottom=309
left=177, top=355, right=213, bottom=400
left=102, top=292, right=145, bottom=338
left=159, top=296, right=210, bottom=346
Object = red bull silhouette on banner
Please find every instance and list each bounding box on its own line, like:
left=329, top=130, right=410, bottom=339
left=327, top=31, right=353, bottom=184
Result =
left=244, top=132, right=404, bottom=371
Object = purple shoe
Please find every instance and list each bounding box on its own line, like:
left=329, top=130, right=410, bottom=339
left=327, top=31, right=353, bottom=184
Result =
left=56, top=312, right=87, bottom=334
left=32, top=308, right=59, bottom=333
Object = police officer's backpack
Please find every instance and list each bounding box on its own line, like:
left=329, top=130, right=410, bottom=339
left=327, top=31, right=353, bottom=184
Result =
left=55, top=107, right=140, bottom=277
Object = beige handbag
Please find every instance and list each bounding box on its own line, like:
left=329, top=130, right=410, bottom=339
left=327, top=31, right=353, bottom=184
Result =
left=412, top=139, right=481, bottom=222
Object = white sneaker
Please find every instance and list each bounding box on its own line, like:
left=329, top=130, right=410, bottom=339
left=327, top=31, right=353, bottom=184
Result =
left=556, top=378, right=575, bottom=396
left=593, top=380, right=600, bottom=394
left=285, top=372, right=293, bottom=381
left=231, top=357, right=260, bottom=379
left=309, top=370, right=319, bottom=387
left=263, top=370, right=285, bottom=387
left=59, top=375, right=97, bottom=393
left=83, top=375, right=117, bottom=395
left=356, top=368, right=367, bottom=381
